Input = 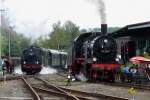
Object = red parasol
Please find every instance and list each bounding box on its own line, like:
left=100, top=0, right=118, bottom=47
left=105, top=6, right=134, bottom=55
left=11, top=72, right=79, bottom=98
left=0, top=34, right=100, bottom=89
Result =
left=129, top=56, right=150, bottom=64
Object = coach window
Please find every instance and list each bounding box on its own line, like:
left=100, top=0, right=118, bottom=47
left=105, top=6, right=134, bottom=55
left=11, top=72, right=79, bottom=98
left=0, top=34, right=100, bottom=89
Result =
left=48, top=52, right=52, bottom=66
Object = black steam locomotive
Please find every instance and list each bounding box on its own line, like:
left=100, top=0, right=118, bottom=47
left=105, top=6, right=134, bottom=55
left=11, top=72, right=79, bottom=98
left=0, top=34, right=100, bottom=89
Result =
left=21, top=46, right=68, bottom=74
left=70, top=24, right=120, bottom=82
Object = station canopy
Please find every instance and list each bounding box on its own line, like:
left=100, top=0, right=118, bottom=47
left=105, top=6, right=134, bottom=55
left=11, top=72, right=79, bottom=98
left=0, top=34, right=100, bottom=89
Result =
left=110, top=21, right=150, bottom=38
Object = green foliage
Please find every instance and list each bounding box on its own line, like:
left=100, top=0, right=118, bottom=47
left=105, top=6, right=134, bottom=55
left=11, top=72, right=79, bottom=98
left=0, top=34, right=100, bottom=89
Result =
left=80, top=29, right=87, bottom=33
left=36, top=21, right=120, bottom=51
left=0, top=28, right=7, bottom=56
left=37, top=21, right=80, bottom=50
left=35, top=36, right=48, bottom=48
left=107, top=27, right=120, bottom=33
left=0, top=27, right=31, bottom=57
left=80, top=27, right=120, bottom=33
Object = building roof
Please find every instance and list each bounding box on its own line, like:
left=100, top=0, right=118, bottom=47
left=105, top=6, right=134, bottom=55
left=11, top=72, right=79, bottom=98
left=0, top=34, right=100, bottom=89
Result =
left=110, top=21, right=150, bottom=38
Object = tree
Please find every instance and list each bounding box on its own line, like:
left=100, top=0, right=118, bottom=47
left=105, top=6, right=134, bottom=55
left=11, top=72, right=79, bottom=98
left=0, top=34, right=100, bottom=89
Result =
left=1, top=27, right=31, bottom=57
left=107, top=27, right=120, bottom=33
left=36, top=36, right=49, bottom=48
left=37, top=21, right=80, bottom=50
left=46, top=22, right=64, bottom=49
left=0, top=10, right=31, bottom=57
left=63, top=21, right=80, bottom=46
left=80, top=29, right=87, bottom=33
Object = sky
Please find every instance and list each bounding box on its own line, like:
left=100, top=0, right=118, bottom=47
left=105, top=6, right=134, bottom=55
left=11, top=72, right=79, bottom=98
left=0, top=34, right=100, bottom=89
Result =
left=1, top=0, right=150, bottom=38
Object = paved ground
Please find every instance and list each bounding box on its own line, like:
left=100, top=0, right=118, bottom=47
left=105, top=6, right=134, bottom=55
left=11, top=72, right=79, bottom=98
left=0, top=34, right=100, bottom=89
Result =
left=0, top=74, right=150, bottom=100
left=44, top=74, right=150, bottom=100
left=0, top=77, right=32, bottom=100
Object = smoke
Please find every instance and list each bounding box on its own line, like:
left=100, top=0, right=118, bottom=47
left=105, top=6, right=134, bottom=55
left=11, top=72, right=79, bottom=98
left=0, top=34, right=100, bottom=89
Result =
left=14, top=66, right=57, bottom=75
left=39, top=66, right=57, bottom=74
left=14, top=66, right=23, bottom=74
left=76, top=73, right=87, bottom=82
left=86, top=0, right=106, bottom=24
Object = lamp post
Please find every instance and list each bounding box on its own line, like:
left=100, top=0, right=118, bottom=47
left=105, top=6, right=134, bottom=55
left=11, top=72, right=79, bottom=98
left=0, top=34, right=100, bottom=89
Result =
left=8, top=26, right=15, bottom=59
left=8, top=27, right=11, bottom=59
left=0, top=9, right=2, bottom=57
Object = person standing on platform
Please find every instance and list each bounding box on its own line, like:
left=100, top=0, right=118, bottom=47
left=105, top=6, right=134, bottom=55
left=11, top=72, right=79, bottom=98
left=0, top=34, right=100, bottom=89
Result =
left=123, top=65, right=130, bottom=82
left=2, top=58, right=7, bottom=76
left=4, top=57, right=11, bottom=74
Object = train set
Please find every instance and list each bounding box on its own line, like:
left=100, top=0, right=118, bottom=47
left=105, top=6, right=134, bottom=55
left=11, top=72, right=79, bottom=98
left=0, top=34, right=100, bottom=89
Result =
left=21, top=46, right=68, bottom=74
left=19, top=25, right=121, bottom=81
left=2, top=22, right=149, bottom=83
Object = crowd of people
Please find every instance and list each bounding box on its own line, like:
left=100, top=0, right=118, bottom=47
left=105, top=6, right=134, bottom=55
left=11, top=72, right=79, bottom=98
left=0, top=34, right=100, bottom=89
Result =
left=116, top=64, right=150, bottom=83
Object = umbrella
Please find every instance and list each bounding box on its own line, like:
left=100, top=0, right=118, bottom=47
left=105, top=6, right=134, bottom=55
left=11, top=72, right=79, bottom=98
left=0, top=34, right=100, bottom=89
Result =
left=129, top=56, right=150, bottom=64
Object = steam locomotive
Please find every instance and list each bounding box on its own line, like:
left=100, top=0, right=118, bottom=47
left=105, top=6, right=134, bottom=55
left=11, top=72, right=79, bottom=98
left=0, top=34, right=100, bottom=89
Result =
left=70, top=24, right=120, bottom=82
left=21, top=46, right=67, bottom=74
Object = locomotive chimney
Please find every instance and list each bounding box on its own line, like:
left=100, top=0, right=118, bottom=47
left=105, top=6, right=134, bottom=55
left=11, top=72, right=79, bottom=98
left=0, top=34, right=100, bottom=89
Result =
left=101, top=24, right=107, bottom=34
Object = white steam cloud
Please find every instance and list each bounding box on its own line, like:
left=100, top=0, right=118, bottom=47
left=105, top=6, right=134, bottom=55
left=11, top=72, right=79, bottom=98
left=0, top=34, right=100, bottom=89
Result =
left=87, top=0, right=106, bottom=24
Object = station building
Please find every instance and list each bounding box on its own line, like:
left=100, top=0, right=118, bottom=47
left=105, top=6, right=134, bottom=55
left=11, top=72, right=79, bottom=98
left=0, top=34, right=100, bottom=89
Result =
left=111, top=21, right=150, bottom=63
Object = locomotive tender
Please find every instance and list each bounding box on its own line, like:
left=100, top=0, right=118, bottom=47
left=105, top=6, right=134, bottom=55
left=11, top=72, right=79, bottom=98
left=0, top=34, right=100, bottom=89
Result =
left=21, top=46, right=67, bottom=74
left=71, top=24, right=120, bottom=82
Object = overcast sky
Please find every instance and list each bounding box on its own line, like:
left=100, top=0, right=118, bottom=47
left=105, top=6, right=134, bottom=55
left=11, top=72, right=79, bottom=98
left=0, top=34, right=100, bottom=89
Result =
left=2, top=0, right=150, bottom=38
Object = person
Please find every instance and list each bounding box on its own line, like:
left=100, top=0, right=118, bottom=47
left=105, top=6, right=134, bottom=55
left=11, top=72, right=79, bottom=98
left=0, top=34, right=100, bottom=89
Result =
left=3, top=57, right=13, bottom=74
left=66, top=74, right=75, bottom=86
left=0, top=57, right=3, bottom=70
left=114, top=66, right=121, bottom=82
left=145, top=65, right=150, bottom=81
left=9, top=60, right=14, bottom=74
left=123, top=65, right=130, bottom=82
left=4, top=58, right=9, bottom=74
left=120, top=65, right=125, bottom=82
left=66, top=75, right=71, bottom=86
left=129, top=65, right=137, bottom=83
left=1, top=58, right=7, bottom=76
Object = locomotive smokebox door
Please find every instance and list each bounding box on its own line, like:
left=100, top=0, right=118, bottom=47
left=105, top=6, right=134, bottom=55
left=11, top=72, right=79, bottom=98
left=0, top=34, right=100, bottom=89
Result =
left=101, top=24, right=107, bottom=35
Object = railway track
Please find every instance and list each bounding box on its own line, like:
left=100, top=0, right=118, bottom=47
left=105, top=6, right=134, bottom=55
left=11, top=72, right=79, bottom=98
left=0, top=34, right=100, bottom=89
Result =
left=17, top=75, right=130, bottom=100
left=55, top=72, right=150, bottom=91
left=0, top=75, right=65, bottom=100
left=21, top=76, right=41, bottom=100
left=35, top=77, right=129, bottom=100
left=0, top=74, right=150, bottom=100
left=22, top=75, right=87, bottom=100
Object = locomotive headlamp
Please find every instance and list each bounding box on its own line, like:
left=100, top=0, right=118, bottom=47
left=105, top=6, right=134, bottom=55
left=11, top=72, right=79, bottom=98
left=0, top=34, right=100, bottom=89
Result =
left=93, top=57, right=97, bottom=62
left=29, top=53, right=33, bottom=55
left=23, top=61, right=26, bottom=64
left=116, top=58, right=119, bottom=62
left=104, top=39, right=108, bottom=43
left=36, top=61, right=39, bottom=64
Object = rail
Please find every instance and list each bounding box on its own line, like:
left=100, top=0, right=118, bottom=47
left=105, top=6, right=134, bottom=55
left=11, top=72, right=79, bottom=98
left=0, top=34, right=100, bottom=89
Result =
left=20, top=76, right=41, bottom=100
left=35, top=77, right=80, bottom=100
left=35, top=77, right=129, bottom=100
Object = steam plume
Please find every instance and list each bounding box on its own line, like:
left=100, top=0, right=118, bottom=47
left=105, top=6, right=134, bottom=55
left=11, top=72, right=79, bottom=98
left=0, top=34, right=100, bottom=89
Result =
left=87, top=0, right=106, bottom=24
